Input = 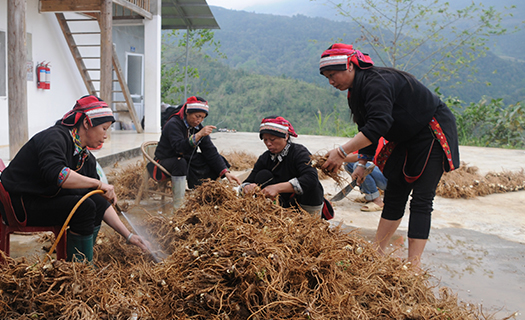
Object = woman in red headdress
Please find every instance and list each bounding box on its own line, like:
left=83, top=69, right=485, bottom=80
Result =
left=242, top=116, right=325, bottom=216
left=1, top=95, right=149, bottom=263
left=319, top=43, right=460, bottom=269
left=150, top=96, right=241, bottom=209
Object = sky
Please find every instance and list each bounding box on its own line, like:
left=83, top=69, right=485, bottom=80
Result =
left=206, top=0, right=285, bottom=11
left=205, top=0, right=343, bottom=20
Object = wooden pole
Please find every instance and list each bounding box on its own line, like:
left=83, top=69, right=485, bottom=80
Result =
left=7, top=0, right=28, bottom=159
left=100, top=0, right=113, bottom=137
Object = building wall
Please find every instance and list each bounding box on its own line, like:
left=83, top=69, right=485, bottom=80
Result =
left=0, top=0, right=86, bottom=146
left=0, top=0, right=159, bottom=147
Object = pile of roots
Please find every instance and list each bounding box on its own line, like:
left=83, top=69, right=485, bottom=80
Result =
left=109, top=156, right=524, bottom=202
left=109, top=160, right=147, bottom=200
left=1, top=180, right=503, bottom=319
left=109, top=151, right=258, bottom=201
left=436, top=162, right=525, bottom=199
left=221, top=151, right=258, bottom=171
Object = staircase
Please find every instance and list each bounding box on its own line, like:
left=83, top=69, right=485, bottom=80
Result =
left=55, top=12, right=143, bottom=133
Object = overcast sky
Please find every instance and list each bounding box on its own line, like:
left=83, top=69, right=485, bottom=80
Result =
left=206, top=0, right=286, bottom=11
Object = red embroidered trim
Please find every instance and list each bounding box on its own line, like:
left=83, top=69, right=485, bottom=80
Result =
left=375, top=141, right=397, bottom=172
left=374, top=117, right=454, bottom=174
left=429, top=117, right=455, bottom=171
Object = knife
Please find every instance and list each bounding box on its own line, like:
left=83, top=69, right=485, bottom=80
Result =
left=330, top=163, right=376, bottom=202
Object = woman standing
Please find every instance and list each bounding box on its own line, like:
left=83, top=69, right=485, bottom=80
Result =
left=319, top=43, right=459, bottom=268
left=1, top=95, right=149, bottom=263
left=242, top=116, right=324, bottom=216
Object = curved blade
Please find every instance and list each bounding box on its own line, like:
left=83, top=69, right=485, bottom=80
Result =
left=330, top=180, right=358, bottom=202
left=330, top=163, right=376, bottom=202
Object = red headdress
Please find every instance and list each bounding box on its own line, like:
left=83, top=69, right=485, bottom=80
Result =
left=175, top=96, right=209, bottom=120
left=61, top=95, right=114, bottom=127
left=319, top=43, right=374, bottom=74
left=259, top=116, right=298, bottom=139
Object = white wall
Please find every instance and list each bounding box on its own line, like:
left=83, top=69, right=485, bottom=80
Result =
left=0, top=0, right=87, bottom=146
left=0, top=0, right=9, bottom=147
left=0, top=0, right=162, bottom=146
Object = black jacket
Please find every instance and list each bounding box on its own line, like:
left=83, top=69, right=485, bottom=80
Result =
left=244, top=143, right=324, bottom=208
left=1, top=125, right=98, bottom=197
left=350, top=67, right=460, bottom=172
left=155, top=114, right=228, bottom=176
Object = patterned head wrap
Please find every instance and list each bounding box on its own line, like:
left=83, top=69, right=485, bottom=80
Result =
left=319, top=43, right=374, bottom=74
left=175, top=96, right=209, bottom=120
left=259, top=116, right=298, bottom=140
left=61, top=95, right=115, bottom=127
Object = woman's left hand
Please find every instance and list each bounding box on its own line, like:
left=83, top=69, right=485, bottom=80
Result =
left=261, top=184, right=280, bottom=198
left=99, top=182, right=117, bottom=204
left=351, top=165, right=366, bottom=186
left=322, top=148, right=345, bottom=173
left=225, top=172, right=241, bottom=185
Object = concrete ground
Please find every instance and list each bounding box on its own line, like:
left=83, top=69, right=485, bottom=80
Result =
left=3, top=131, right=524, bottom=317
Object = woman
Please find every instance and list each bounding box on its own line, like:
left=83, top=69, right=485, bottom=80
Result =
left=319, top=43, right=459, bottom=268
left=150, top=96, right=240, bottom=208
left=1, top=95, right=149, bottom=263
left=242, top=116, right=324, bottom=215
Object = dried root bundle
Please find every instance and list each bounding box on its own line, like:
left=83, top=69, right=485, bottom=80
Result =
left=108, top=160, right=149, bottom=200
left=437, top=162, right=525, bottom=199
left=221, top=151, right=258, bottom=171
left=1, top=180, right=503, bottom=320
left=309, top=153, right=346, bottom=187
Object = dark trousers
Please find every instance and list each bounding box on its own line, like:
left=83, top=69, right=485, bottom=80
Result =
left=10, top=193, right=108, bottom=236
left=381, top=137, right=445, bottom=240
left=149, top=153, right=230, bottom=189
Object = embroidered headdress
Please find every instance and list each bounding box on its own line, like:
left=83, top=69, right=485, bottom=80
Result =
left=175, top=96, right=209, bottom=120
left=259, top=116, right=298, bottom=139
left=61, top=95, right=115, bottom=127
left=319, top=43, right=374, bottom=74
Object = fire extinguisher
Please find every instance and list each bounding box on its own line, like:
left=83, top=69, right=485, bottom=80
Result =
left=36, top=62, right=46, bottom=89
left=44, top=63, right=51, bottom=90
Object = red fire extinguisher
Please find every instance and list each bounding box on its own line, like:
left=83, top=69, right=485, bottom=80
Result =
left=44, top=63, right=51, bottom=90
left=36, top=62, right=46, bottom=89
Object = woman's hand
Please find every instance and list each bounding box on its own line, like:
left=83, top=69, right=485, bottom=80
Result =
left=351, top=164, right=367, bottom=186
left=261, top=184, right=281, bottom=199
left=196, top=125, right=216, bottom=140
left=322, top=148, right=345, bottom=173
left=99, top=182, right=117, bottom=204
left=242, top=183, right=258, bottom=194
left=225, top=172, right=241, bottom=185
left=128, top=234, right=151, bottom=252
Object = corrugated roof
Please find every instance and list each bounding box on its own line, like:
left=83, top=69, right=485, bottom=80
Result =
left=162, top=0, right=219, bottom=30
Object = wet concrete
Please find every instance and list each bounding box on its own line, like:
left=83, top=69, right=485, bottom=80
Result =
left=349, top=227, right=525, bottom=317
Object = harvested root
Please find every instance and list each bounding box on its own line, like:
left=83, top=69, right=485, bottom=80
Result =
left=0, top=180, right=506, bottom=319
left=309, top=153, right=346, bottom=187
left=221, top=151, right=258, bottom=171
left=437, top=162, right=525, bottom=199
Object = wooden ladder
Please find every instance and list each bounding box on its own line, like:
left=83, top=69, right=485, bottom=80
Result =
left=55, top=13, right=143, bottom=133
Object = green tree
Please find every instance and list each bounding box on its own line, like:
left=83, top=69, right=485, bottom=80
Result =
left=161, top=29, right=225, bottom=105
left=324, top=0, right=521, bottom=86
left=439, top=89, right=525, bottom=148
